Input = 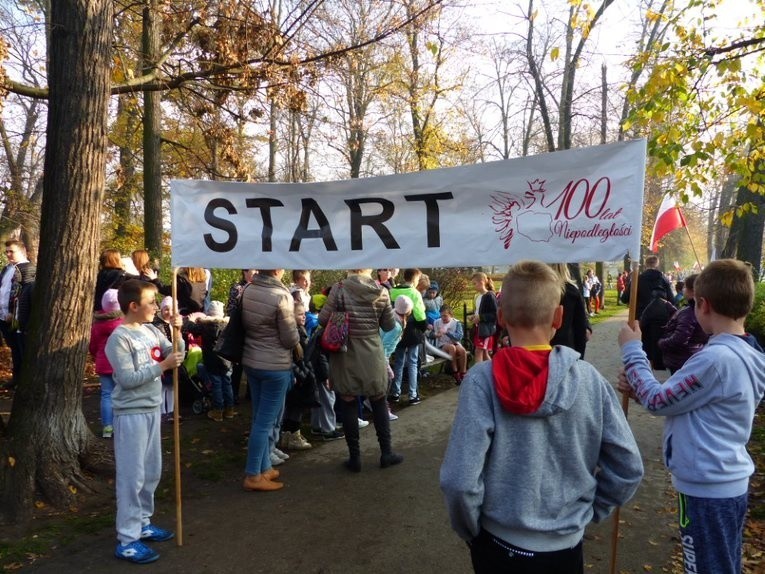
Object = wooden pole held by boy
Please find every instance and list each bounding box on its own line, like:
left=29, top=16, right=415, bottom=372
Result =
left=171, top=268, right=184, bottom=546
left=609, top=259, right=640, bottom=574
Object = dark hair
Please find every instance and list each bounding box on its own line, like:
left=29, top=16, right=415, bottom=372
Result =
left=439, top=304, right=453, bottom=315
left=118, top=279, right=157, bottom=314
left=683, top=274, right=698, bottom=290
left=403, top=268, right=421, bottom=282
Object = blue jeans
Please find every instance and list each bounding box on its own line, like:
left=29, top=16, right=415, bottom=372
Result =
left=99, top=374, right=115, bottom=427
left=678, top=492, right=747, bottom=574
left=207, top=371, right=234, bottom=409
left=391, top=344, right=420, bottom=399
left=244, top=367, right=292, bottom=476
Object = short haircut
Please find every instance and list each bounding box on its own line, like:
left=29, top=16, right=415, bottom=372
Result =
left=694, top=259, right=754, bottom=320
left=117, top=279, right=157, bottom=314
left=403, top=268, right=421, bottom=283
left=675, top=281, right=685, bottom=292
left=645, top=255, right=659, bottom=268
left=293, top=301, right=305, bottom=314
left=5, top=239, right=26, bottom=254
left=292, top=270, right=309, bottom=282
left=439, top=304, right=453, bottom=315
left=99, top=248, right=122, bottom=270
left=683, top=274, right=697, bottom=290
left=501, top=260, right=563, bottom=328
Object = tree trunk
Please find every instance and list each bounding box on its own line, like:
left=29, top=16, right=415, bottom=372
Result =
left=0, top=0, right=113, bottom=525
left=721, top=177, right=765, bottom=278
left=142, top=0, right=163, bottom=258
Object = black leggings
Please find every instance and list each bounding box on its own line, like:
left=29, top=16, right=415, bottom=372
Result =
left=469, top=529, right=583, bottom=574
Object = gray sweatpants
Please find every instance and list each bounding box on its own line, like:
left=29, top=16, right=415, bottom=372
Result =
left=311, top=383, right=337, bottom=433
left=114, top=411, right=162, bottom=545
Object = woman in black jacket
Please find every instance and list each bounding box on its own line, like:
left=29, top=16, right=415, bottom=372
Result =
left=549, top=264, right=592, bottom=358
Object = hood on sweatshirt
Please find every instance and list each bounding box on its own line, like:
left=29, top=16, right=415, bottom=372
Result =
left=341, top=274, right=388, bottom=304
left=492, top=345, right=581, bottom=416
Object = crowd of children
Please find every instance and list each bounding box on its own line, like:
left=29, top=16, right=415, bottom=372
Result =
left=84, top=256, right=764, bottom=570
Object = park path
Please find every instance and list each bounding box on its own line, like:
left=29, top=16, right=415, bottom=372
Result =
left=28, top=310, right=678, bottom=573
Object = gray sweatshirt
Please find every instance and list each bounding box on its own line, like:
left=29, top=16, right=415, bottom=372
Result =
left=105, top=323, right=184, bottom=415
left=440, top=345, right=643, bottom=551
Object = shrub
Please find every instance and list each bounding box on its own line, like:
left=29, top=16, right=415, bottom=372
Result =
left=745, top=282, right=765, bottom=346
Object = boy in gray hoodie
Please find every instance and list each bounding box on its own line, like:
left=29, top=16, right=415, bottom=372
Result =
left=619, top=259, right=765, bottom=574
left=440, top=260, right=643, bottom=573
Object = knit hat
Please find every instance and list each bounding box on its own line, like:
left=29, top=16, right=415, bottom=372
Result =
left=208, top=300, right=225, bottom=318
left=160, top=296, right=173, bottom=313
left=101, top=289, right=121, bottom=314
left=394, top=295, right=413, bottom=316
left=429, top=281, right=439, bottom=291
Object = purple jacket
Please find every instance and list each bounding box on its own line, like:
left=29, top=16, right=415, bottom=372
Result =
left=657, top=302, right=709, bottom=372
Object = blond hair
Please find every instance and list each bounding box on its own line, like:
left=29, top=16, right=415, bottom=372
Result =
left=182, top=267, right=207, bottom=283
left=472, top=271, right=495, bottom=291
left=501, top=260, right=563, bottom=328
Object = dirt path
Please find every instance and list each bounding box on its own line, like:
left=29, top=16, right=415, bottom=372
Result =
left=26, top=310, right=679, bottom=573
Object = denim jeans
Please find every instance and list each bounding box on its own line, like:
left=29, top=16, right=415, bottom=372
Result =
left=391, top=344, right=420, bottom=399
left=99, top=374, right=115, bottom=427
left=244, top=367, right=292, bottom=476
left=207, top=371, right=234, bottom=410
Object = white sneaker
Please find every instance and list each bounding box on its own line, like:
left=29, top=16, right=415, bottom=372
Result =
left=270, top=452, right=284, bottom=466
left=287, top=430, right=312, bottom=450
left=358, top=418, right=370, bottom=429
left=273, top=447, right=290, bottom=460
left=388, top=412, right=398, bottom=421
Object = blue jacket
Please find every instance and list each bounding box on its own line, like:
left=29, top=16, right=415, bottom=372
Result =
left=621, top=333, right=765, bottom=498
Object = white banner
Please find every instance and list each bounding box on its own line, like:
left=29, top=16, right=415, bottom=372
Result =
left=171, top=140, right=646, bottom=269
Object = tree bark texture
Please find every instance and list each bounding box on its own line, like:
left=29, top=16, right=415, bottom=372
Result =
left=142, top=0, right=163, bottom=258
left=0, top=0, right=114, bottom=524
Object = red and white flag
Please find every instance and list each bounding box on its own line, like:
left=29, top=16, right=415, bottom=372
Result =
left=650, top=194, right=686, bottom=252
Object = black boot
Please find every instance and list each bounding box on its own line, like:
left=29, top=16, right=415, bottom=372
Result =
left=370, top=397, right=403, bottom=468
left=341, top=399, right=361, bottom=472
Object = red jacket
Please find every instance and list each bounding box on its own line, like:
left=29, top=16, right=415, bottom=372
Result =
left=89, top=314, right=123, bottom=375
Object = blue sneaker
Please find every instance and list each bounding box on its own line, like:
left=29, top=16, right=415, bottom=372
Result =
left=140, top=524, right=175, bottom=542
left=115, top=541, right=159, bottom=564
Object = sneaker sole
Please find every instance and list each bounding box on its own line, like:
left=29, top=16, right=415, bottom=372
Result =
left=115, top=551, right=160, bottom=564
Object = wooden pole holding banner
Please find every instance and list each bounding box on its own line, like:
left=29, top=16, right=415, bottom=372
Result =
left=609, top=259, right=640, bottom=574
left=171, top=268, right=183, bottom=546
left=683, top=225, right=703, bottom=270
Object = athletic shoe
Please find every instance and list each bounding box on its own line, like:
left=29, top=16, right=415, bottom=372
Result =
left=115, top=541, right=159, bottom=564
left=320, top=429, right=345, bottom=441
left=358, top=418, right=370, bottom=429
left=285, top=430, right=312, bottom=450
left=310, top=428, right=324, bottom=436
left=388, top=411, right=399, bottom=421
left=273, top=447, right=290, bottom=461
left=387, top=394, right=401, bottom=403
left=102, top=425, right=113, bottom=439
left=270, top=452, right=285, bottom=466
left=140, top=524, right=175, bottom=542
left=409, top=396, right=422, bottom=405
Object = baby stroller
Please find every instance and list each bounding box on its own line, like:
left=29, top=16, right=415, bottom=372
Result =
left=177, top=343, right=213, bottom=415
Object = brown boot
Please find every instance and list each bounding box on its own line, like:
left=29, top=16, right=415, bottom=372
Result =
left=223, top=406, right=238, bottom=419
left=207, top=409, right=223, bottom=422
left=243, top=474, right=283, bottom=492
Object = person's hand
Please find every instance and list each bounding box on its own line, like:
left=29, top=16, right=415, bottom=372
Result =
left=143, top=268, right=157, bottom=280
left=160, top=351, right=185, bottom=371
left=617, top=321, right=641, bottom=346
left=170, top=314, right=184, bottom=329
left=616, top=367, right=636, bottom=399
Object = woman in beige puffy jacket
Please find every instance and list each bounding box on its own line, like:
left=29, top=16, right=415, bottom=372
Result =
left=319, top=268, right=400, bottom=472
left=240, top=269, right=299, bottom=492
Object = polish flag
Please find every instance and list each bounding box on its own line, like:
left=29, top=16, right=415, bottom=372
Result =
left=650, top=194, right=687, bottom=252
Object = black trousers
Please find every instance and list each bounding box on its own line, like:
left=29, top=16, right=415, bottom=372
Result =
left=469, top=529, right=583, bottom=574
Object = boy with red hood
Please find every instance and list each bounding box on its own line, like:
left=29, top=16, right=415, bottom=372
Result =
left=440, top=260, right=643, bottom=573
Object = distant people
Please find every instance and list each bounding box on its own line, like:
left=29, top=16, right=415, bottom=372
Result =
left=441, top=260, right=643, bottom=573
left=639, top=288, right=677, bottom=370
left=621, top=255, right=673, bottom=318
left=319, top=269, right=400, bottom=472
left=185, top=301, right=236, bottom=423
left=226, top=269, right=257, bottom=403
left=389, top=268, right=428, bottom=405
left=432, top=305, right=467, bottom=384
left=376, top=268, right=394, bottom=290
left=549, top=263, right=592, bottom=358
left=584, top=269, right=601, bottom=316
left=616, top=270, right=628, bottom=305
left=106, top=280, right=184, bottom=564
left=470, top=272, right=497, bottom=364
left=673, top=280, right=686, bottom=307
left=95, top=248, right=130, bottom=312
left=241, top=269, right=299, bottom=492
left=0, top=239, right=36, bottom=388
left=618, top=259, right=765, bottom=574
left=658, top=274, right=708, bottom=374
left=89, top=289, right=123, bottom=438
left=423, top=281, right=443, bottom=326
left=175, top=267, right=207, bottom=315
